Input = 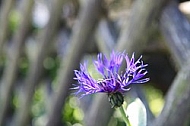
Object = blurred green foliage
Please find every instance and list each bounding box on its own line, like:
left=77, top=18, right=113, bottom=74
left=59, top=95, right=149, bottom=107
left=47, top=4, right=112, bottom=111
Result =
left=18, top=57, right=29, bottom=77
left=9, top=10, right=20, bottom=33
left=144, top=85, right=164, bottom=116
left=32, top=86, right=46, bottom=117
left=43, top=56, right=60, bottom=79
left=63, top=96, right=84, bottom=125
left=31, top=86, right=47, bottom=126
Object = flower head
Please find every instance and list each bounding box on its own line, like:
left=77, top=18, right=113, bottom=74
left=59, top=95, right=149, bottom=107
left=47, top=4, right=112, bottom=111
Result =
left=73, top=51, right=149, bottom=99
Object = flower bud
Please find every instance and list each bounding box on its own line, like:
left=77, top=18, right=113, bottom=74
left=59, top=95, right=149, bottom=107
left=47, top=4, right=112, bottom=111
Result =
left=108, top=92, right=124, bottom=108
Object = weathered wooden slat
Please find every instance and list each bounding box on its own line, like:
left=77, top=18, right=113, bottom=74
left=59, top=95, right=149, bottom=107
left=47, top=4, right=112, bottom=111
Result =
left=116, top=0, right=169, bottom=55
left=95, top=19, right=116, bottom=55
left=0, top=0, right=15, bottom=52
left=45, top=0, right=104, bottom=125
left=13, top=0, right=66, bottom=126
left=0, top=0, right=33, bottom=125
left=115, top=0, right=168, bottom=124
left=152, top=1, right=190, bottom=126
left=152, top=60, right=190, bottom=126
left=161, top=1, right=190, bottom=69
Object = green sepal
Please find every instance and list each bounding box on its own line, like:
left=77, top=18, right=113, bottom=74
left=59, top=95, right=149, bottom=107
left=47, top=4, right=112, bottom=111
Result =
left=108, top=92, right=124, bottom=108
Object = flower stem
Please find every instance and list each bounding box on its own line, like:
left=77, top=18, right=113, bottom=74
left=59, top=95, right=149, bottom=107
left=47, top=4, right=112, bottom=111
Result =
left=119, top=106, right=131, bottom=126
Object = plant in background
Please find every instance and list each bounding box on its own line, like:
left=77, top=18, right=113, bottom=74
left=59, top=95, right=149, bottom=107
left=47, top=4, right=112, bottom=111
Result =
left=72, top=51, right=149, bottom=126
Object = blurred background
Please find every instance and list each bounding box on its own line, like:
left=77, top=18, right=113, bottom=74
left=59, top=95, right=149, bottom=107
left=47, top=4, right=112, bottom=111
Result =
left=0, top=0, right=190, bottom=126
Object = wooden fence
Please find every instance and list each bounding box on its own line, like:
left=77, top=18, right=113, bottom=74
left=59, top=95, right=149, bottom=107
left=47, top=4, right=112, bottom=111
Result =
left=0, top=0, right=190, bottom=126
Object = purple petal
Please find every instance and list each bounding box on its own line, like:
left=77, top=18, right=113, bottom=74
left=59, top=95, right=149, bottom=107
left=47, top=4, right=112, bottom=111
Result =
left=72, top=51, right=150, bottom=97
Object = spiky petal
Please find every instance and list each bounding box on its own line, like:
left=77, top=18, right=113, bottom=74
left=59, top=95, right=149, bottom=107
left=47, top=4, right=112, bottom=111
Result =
left=73, top=51, right=149, bottom=97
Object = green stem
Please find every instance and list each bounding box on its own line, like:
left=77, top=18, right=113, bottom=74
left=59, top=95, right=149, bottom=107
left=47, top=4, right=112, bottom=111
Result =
left=119, top=106, right=131, bottom=126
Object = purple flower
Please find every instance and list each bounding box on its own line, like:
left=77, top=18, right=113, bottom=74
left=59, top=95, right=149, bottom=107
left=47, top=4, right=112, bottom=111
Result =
left=73, top=51, right=149, bottom=98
